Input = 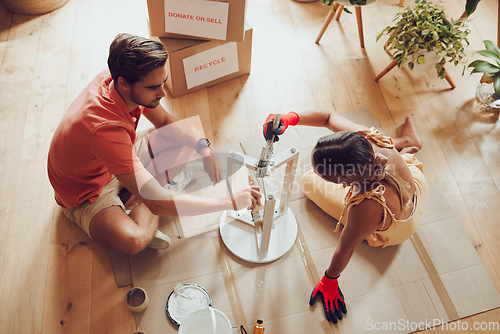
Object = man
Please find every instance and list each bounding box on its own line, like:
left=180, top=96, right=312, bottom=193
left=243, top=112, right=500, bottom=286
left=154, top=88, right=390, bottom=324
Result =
left=48, top=33, right=261, bottom=255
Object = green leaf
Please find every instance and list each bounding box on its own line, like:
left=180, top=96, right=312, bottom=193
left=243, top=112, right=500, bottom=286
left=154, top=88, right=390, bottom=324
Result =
left=476, top=50, right=500, bottom=65
left=493, top=76, right=500, bottom=99
left=483, top=40, right=499, bottom=52
left=437, top=64, right=446, bottom=78
left=343, top=7, right=352, bottom=14
left=394, top=43, right=407, bottom=50
left=468, top=60, right=500, bottom=73
left=319, top=0, right=334, bottom=6
left=483, top=40, right=500, bottom=59
left=465, top=0, right=481, bottom=17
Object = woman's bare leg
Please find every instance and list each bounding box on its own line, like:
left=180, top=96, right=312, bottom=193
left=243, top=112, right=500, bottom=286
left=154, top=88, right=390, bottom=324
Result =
left=393, top=116, right=422, bottom=152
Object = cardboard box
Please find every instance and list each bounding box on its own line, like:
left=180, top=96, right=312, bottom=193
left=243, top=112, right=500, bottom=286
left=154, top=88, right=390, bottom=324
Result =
left=147, top=0, right=246, bottom=42
left=161, top=27, right=252, bottom=98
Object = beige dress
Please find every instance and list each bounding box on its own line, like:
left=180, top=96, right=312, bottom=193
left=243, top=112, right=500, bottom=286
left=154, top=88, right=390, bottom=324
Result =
left=300, top=127, right=428, bottom=248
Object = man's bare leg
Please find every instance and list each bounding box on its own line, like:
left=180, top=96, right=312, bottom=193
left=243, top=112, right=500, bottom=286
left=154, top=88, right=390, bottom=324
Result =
left=89, top=204, right=159, bottom=255
left=393, top=116, right=422, bottom=153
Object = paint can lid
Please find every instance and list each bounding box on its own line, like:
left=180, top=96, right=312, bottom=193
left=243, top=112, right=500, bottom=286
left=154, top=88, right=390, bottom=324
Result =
left=166, top=283, right=212, bottom=326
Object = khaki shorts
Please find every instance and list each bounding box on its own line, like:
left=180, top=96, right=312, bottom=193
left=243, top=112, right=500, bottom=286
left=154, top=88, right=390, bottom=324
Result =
left=60, top=126, right=197, bottom=238
left=61, top=175, right=126, bottom=238
left=60, top=130, right=154, bottom=238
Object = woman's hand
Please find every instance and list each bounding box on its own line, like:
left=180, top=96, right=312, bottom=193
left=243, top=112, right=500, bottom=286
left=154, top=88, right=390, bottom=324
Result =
left=263, top=112, right=300, bottom=141
left=310, top=273, right=347, bottom=324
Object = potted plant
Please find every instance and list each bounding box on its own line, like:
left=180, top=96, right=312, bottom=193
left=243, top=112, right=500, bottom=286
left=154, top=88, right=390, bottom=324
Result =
left=468, top=40, right=500, bottom=109
left=376, top=0, right=470, bottom=79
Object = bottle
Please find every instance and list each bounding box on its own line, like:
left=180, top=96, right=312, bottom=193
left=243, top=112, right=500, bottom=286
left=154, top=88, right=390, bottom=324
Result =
left=254, top=319, right=264, bottom=334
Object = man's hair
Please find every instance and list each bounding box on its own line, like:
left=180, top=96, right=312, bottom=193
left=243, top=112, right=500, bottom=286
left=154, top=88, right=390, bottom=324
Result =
left=107, top=33, right=168, bottom=84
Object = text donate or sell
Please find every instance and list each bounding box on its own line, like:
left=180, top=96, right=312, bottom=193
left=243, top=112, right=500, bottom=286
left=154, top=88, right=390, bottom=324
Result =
left=164, top=0, right=229, bottom=40
left=168, top=12, right=223, bottom=24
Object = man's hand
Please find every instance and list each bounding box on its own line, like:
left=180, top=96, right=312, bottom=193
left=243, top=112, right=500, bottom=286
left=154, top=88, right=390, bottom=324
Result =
left=263, top=112, right=300, bottom=141
left=310, top=273, right=347, bottom=324
left=230, top=186, right=262, bottom=211
left=201, top=147, right=222, bottom=184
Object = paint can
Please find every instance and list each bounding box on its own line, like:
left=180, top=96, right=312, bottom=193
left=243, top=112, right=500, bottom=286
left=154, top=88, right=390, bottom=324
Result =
left=166, top=283, right=213, bottom=326
left=178, top=307, right=232, bottom=334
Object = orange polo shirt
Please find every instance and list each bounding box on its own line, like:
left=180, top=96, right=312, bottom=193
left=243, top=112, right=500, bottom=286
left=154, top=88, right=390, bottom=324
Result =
left=47, top=70, right=150, bottom=209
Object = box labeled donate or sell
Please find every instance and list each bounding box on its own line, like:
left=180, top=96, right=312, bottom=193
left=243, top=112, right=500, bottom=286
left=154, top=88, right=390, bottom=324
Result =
left=161, top=27, right=252, bottom=98
left=147, top=0, right=246, bottom=42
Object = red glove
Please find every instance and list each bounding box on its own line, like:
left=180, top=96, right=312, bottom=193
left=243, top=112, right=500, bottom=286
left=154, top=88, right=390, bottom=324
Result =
left=309, top=272, right=347, bottom=324
left=263, top=112, right=299, bottom=141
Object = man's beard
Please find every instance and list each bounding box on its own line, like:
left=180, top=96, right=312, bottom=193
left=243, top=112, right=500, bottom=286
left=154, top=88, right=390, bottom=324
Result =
left=130, top=91, right=161, bottom=109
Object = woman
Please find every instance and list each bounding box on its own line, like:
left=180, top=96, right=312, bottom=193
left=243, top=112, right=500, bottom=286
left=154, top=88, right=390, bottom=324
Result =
left=263, top=110, right=428, bottom=324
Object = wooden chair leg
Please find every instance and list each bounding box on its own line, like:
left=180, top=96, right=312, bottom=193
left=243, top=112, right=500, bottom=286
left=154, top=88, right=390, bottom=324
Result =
left=374, top=60, right=398, bottom=81
left=355, top=6, right=364, bottom=48
left=315, top=10, right=335, bottom=44
left=443, top=67, right=456, bottom=89
left=336, top=4, right=344, bottom=20
left=399, top=0, right=405, bottom=6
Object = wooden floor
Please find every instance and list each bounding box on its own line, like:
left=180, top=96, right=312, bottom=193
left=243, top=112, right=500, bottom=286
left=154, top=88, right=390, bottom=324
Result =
left=1, top=0, right=499, bottom=332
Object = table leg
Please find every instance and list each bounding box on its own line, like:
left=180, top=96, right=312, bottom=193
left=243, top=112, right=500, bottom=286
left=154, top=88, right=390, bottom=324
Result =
left=355, top=6, right=364, bottom=48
